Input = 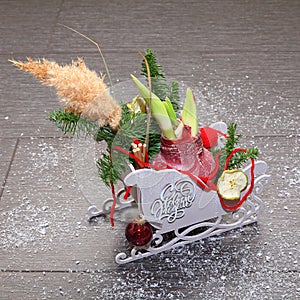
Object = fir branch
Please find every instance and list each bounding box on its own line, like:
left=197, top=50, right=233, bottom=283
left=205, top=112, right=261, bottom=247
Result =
left=95, top=104, right=130, bottom=185
left=141, top=49, right=166, bottom=79
left=95, top=104, right=131, bottom=147
left=96, top=150, right=119, bottom=186
left=113, top=112, right=161, bottom=159
left=95, top=104, right=161, bottom=186
left=169, top=80, right=180, bottom=112
left=141, top=49, right=180, bottom=112
left=225, top=123, right=241, bottom=157
left=141, top=49, right=168, bottom=101
left=119, top=102, right=134, bottom=127
left=218, top=123, right=259, bottom=171
left=94, top=125, right=116, bottom=147
left=228, top=147, right=259, bottom=169
left=48, top=109, right=98, bottom=136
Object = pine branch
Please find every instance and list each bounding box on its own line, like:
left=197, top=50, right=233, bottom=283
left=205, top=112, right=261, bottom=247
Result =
left=94, top=126, right=116, bottom=147
left=141, top=49, right=168, bottom=100
left=225, top=123, right=241, bottom=157
left=119, top=102, right=134, bottom=127
left=96, top=150, right=119, bottom=187
left=141, top=49, right=180, bottom=112
left=217, top=123, right=259, bottom=171
left=95, top=104, right=131, bottom=147
left=228, top=147, right=259, bottom=169
left=141, top=49, right=166, bottom=79
left=48, top=110, right=98, bottom=136
left=169, top=80, right=180, bottom=112
left=96, top=104, right=161, bottom=186
left=113, top=112, right=161, bottom=159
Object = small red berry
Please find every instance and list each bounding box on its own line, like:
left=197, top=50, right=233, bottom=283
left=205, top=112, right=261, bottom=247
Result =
left=125, top=216, right=153, bottom=246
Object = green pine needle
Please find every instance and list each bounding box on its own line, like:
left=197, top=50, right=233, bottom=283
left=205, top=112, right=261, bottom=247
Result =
left=169, top=80, right=180, bottom=112
left=217, top=123, right=259, bottom=171
left=141, top=49, right=180, bottom=113
left=141, top=49, right=166, bottom=79
left=96, top=104, right=161, bottom=187
left=94, top=104, right=132, bottom=147
left=228, top=147, right=259, bottom=169
left=113, top=112, right=161, bottom=159
left=226, top=123, right=241, bottom=157
left=96, top=150, right=119, bottom=187
left=94, top=125, right=116, bottom=148
left=48, top=110, right=98, bottom=136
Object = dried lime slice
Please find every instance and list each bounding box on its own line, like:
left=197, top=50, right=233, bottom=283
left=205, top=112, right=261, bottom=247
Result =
left=217, top=170, right=248, bottom=201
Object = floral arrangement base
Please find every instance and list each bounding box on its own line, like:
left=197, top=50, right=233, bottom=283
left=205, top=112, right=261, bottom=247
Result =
left=88, top=159, right=270, bottom=265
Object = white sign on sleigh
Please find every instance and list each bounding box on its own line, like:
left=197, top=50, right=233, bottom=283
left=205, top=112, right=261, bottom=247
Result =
left=124, top=168, right=226, bottom=234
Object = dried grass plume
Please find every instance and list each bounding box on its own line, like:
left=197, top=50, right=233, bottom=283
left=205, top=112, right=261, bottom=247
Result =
left=10, top=57, right=121, bottom=130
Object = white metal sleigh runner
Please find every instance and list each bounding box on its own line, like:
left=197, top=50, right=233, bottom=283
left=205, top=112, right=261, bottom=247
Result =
left=88, top=123, right=271, bottom=264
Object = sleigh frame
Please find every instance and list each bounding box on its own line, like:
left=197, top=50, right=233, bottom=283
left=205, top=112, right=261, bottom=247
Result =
left=87, top=123, right=270, bottom=264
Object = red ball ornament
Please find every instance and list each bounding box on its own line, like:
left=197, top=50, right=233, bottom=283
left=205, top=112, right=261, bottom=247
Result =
left=125, top=216, right=153, bottom=246
left=200, top=126, right=219, bottom=149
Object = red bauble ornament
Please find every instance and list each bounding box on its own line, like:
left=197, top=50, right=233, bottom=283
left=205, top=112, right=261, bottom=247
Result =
left=200, top=126, right=219, bottom=149
left=125, top=216, right=153, bottom=246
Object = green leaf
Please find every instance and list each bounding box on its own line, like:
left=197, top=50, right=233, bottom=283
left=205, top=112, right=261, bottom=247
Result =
left=131, top=75, right=176, bottom=139
left=181, top=88, right=198, bottom=136
left=163, top=97, right=178, bottom=126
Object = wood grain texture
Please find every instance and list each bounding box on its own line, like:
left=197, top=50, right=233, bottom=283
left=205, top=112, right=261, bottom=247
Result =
left=0, top=57, right=66, bottom=138
left=0, top=0, right=62, bottom=54
left=49, top=0, right=300, bottom=52
left=0, top=268, right=299, bottom=299
left=0, top=0, right=299, bottom=298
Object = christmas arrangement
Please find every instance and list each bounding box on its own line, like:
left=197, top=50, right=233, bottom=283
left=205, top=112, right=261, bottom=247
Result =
left=10, top=47, right=270, bottom=264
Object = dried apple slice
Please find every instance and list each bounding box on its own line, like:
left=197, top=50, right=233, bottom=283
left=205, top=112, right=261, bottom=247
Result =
left=217, top=170, right=248, bottom=201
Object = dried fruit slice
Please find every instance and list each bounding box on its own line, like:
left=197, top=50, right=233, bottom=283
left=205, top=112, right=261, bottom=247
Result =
left=217, top=170, right=248, bottom=201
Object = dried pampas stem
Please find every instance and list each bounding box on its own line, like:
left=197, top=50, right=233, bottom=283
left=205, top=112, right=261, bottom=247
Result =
left=138, top=51, right=152, bottom=149
left=58, top=23, right=113, bottom=91
left=10, top=57, right=121, bottom=130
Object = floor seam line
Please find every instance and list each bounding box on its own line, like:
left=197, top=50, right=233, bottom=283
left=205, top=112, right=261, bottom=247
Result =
left=0, top=138, right=19, bottom=200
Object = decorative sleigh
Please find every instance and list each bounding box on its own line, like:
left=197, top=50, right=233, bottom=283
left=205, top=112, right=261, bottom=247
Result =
left=88, top=123, right=271, bottom=264
left=11, top=49, right=271, bottom=265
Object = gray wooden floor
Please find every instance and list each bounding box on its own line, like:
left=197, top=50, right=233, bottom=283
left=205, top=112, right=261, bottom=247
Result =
left=0, top=0, right=299, bottom=299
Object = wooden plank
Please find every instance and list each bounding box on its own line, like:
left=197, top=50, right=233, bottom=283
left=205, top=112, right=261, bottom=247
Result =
left=0, top=137, right=120, bottom=271
left=0, top=56, right=67, bottom=138
left=0, top=0, right=62, bottom=54
left=101, top=50, right=300, bottom=136
left=2, top=50, right=299, bottom=137
left=49, top=0, right=300, bottom=53
left=0, top=267, right=299, bottom=299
